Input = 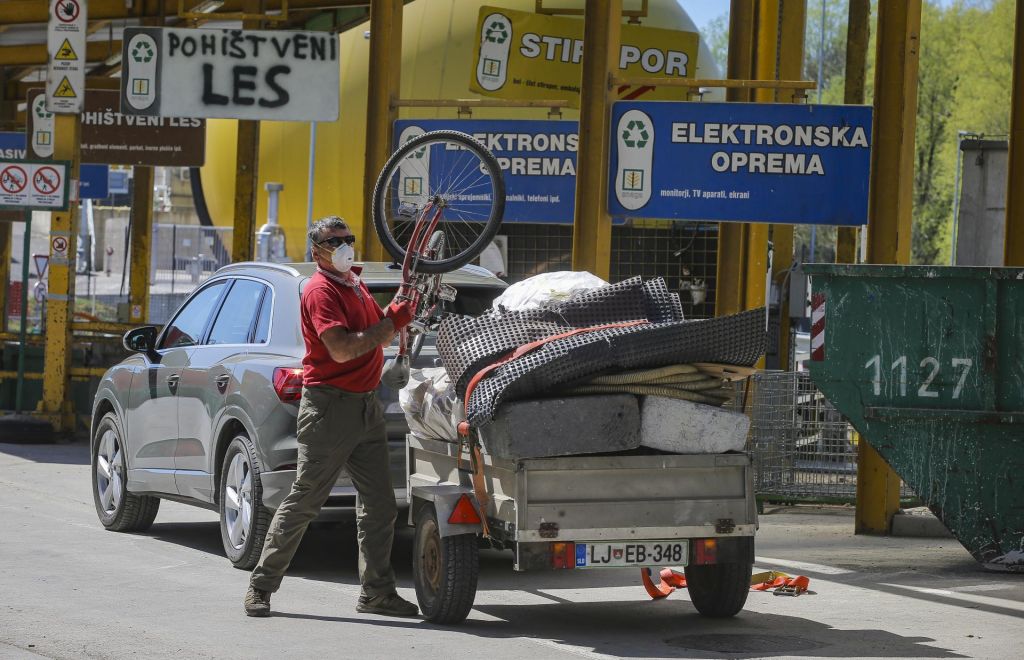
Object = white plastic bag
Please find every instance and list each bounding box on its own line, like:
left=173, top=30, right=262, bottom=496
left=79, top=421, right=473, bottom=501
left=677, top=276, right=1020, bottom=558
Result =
left=399, top=368, right=460, bottom=442
left=492, top=271, right=608, bottom=312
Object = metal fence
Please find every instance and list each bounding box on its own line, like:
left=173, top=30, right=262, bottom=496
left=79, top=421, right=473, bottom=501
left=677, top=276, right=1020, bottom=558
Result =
left=150, top=224, right=233, bottom=294
left=733, top=371, right=916, bottom=504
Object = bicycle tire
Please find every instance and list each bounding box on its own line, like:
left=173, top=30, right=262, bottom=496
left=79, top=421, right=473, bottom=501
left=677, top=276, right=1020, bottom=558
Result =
left=372, top=130, right=505, bottom=274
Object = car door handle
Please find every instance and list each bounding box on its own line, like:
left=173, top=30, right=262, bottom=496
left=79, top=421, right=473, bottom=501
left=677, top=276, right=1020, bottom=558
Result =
left=166, top=374, right=180, bottom=394
left=215, top=374, right=230, bottom=393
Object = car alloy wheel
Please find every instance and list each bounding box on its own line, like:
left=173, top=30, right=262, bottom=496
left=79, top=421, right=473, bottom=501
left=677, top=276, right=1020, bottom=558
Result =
left=95, top=426, right=124, bottom=516
left=223, top=451, right=253, bottom=550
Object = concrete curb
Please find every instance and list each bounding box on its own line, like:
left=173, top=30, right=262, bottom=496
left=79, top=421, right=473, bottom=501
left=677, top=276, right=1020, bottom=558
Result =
left=891, top=509, right=954, bottom=538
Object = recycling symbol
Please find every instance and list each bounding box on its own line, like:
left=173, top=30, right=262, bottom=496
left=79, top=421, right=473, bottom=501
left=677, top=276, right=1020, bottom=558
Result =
left=484, top=21, right=508, bottom=44
left=622, top=120, right=649, bottom=148
left=132, top=41, right=154, bottom=63
left=34, top=99, right=53, bottom=120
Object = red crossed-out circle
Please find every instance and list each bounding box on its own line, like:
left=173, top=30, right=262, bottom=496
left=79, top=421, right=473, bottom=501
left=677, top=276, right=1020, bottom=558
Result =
left=1, top=165, right=28, bottom=194
left=52, top=236, right=68, bottom=253
left=55, top=0, right=80, bottom=23
left=33, top=166, right=61, bottom=195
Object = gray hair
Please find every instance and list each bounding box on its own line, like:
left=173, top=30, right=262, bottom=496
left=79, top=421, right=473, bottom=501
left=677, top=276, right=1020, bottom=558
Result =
left=308, top=216, right=350, bottom=245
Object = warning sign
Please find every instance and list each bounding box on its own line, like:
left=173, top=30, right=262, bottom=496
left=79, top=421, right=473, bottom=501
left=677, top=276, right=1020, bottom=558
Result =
left=47, top=0, right=86, bottom=113
left=55, top=38, right=78, bottom=61
left=0, top=159, right=69, bottom=210
left=53, top=77, right=77, bottom=98
left=1, top=165, right=28, bottom=194
left=54, top=0, right=80, bottom=23
left=51, top=236, right=68, bottom=256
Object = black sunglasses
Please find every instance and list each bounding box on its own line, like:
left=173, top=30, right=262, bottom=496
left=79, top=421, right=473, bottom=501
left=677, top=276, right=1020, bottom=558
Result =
left=317, top=235, right=357, bottom=248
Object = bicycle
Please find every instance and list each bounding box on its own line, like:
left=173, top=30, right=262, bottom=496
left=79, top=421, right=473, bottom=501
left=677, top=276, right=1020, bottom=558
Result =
left=371, top=130, right=505, bottom=388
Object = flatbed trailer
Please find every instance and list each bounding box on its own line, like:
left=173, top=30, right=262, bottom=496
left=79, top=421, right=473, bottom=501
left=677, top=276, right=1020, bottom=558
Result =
left=405, top=433, right=758, bottom=623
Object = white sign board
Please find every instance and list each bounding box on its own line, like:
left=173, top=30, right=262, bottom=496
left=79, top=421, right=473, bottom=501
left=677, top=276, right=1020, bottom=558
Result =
left=120, top=27, right=340, bottom=122
left=30, top=94, right=56, bottom=158
left=0, top=160, right=70, bottom=210
left=46, top=0, right=87, bottom=113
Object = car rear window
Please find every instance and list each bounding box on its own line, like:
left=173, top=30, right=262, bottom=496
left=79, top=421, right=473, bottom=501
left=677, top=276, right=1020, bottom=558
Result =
left=368, top=285, right=503, bottom=317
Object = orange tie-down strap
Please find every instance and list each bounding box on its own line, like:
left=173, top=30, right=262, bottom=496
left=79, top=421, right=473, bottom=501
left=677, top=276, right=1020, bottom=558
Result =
left=641, top=568, right=811, bottom=599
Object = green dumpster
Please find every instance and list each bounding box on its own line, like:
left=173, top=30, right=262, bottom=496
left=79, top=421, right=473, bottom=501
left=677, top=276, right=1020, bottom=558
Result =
left=805, top=264, right=1024, bottom=573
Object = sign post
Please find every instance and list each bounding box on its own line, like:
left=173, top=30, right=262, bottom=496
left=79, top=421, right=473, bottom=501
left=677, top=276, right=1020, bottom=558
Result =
left=46, top=0, right=86, bottom=114
left=607, top=101, right=873, bottom=225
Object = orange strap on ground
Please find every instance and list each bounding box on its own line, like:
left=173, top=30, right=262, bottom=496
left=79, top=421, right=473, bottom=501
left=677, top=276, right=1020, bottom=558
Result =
left=641, top=568, right=811, bottom=599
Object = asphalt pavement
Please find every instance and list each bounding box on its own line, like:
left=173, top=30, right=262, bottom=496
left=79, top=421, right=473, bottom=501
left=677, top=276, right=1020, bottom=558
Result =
left=1, top=440, right=1022, bottom=660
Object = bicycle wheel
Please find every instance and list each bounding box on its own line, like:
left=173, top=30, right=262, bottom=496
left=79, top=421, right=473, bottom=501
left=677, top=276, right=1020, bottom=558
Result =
left=372, top=130, right=505, bottom=274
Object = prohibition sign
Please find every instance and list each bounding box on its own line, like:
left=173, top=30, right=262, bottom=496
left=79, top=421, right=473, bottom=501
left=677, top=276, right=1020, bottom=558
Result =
left=33, top=166, right=61, bottom=195
left=1, top=165, right=28, bottom=194
left=54, top=0, right=81, bottom=24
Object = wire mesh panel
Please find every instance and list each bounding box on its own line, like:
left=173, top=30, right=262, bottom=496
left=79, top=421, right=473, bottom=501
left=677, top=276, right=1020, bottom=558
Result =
left=735, top=371, right=915, bottom=503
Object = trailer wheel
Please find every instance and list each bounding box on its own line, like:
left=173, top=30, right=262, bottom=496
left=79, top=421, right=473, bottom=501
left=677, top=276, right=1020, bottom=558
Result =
left=413, top=503, right=479, bottom=624
left=684, top=562, right=752, bottom=618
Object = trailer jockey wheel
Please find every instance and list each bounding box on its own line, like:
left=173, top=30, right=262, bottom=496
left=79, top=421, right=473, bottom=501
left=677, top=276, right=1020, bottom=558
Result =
left=412, top=504, right=479, bottom=624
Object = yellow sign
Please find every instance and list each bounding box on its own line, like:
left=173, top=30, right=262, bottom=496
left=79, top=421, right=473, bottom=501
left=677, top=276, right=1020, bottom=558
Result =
left=53, top=77, right=77, bottom=98
left=470, top=6, right=700, bottom=108
left=55, top=38, right=78, bottom=61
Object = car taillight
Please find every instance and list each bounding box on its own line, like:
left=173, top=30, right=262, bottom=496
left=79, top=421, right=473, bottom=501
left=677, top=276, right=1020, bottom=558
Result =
left=273, top=367, right=303, bottom=402
left=550, top=542, right=576, bottom=569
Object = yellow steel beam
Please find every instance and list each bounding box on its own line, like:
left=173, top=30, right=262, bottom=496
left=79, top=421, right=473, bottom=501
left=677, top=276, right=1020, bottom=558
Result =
left=715, top=0, right=755, bottom=317
left=0, top=41, right=122, bottom=67
left=856, top=0, right=922, bottom=535
left=837, top=0, right=870, bottom=264
left=1004, top=0, right=1024, bottom=265
left=570, top=0, right=621, bottom=280
left=361, top=0, right=403, bottom=264
left=129, top=168, right=155, bottom=324
left=0, top=222, right=10, bottom=333
left=231, top=3, right=263, bottom=263
left=39, top=114, right=81, bottom=433
left=771, top=0, right=806, bottom=369
left=0, top=0, right=361, bottom=25
left=866, top=1, right=920, bottom=266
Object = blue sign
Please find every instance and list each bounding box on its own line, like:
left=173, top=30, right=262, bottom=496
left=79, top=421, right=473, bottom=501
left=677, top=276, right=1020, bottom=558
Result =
left=393, top=119, right=577, bottom=223
left=0, top=132, right=109, bottom=200
left=608, top=102, right=873, bottom=226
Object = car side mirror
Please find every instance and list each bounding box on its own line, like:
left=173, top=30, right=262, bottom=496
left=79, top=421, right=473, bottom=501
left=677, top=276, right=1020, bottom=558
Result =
left=123, top=326, right=158, bottom=354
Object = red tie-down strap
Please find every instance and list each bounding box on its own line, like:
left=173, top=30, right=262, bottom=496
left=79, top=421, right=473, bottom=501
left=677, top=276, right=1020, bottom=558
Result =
left=642, top=568, right=811, bottom=599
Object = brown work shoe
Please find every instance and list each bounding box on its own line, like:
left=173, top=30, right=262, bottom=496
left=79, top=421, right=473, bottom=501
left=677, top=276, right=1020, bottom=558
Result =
left=244, top=586, right=271, bottom=617
left=356, top=592, right=419, bottom=617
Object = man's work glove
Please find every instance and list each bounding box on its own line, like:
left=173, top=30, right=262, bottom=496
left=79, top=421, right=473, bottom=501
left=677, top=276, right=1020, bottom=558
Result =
left=386, top=298, right=415, bottom=331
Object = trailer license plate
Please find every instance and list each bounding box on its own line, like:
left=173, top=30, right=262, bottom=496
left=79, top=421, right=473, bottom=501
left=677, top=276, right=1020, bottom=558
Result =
left=575, top=541, right=688, bottom=568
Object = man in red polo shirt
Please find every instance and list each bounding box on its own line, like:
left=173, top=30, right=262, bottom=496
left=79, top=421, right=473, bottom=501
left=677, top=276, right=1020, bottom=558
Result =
left=245, top=216, right=417, bottom=618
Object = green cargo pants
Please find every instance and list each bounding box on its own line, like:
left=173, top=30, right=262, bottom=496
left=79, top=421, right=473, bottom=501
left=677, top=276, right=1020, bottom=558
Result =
left=250, top=385, right=398, bottom=597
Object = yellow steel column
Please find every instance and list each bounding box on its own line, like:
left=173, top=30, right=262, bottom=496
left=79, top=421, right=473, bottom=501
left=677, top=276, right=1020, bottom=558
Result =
left=571, top=0, right=621, bottom=280
left=0, top=221, right=10, bottom=333
left=774, top=0, right=806, bottom=370
left=715, top=0, right=756, bottom=316
left=39, top=114, right=81, bottom=432
left=1004, top=0, right=1024, bottom=265
left=232, top=4, right=262, bottom=263
left=129, top=167, right=154, bottom=324
left=837, top=0, right=870, bottom=264
left=857, top=0, right=922, bottom=534
left=362, top=0, right=403, bottom=263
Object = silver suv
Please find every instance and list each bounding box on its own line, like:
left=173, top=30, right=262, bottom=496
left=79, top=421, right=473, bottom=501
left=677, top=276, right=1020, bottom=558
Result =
left=89, top=261, right=506, bottom=568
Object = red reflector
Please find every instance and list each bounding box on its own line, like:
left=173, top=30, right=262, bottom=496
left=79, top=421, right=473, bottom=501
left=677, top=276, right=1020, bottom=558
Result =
left=695, top=538, right=718, bottom=565
left=273, top=367, right=303, bottom=402
left=551, top=542, right=576, bottom=569
left=447, top=494, right=482, bottom=524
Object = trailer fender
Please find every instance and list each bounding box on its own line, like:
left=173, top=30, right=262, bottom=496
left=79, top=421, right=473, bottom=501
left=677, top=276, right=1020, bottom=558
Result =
left=409, top=484, right=484, bottom=538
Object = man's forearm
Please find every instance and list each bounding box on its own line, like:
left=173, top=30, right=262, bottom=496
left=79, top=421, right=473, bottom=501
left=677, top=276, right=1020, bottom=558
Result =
left=322, top=319, right=396, bottom=363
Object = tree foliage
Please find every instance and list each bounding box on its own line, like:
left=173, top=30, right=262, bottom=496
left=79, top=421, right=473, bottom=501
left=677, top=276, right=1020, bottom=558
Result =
left=701, top=0, right=1014, bottom=265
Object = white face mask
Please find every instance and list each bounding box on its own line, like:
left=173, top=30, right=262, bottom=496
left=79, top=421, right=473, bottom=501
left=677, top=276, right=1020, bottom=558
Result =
left=330, top=243, right=355, bottom=273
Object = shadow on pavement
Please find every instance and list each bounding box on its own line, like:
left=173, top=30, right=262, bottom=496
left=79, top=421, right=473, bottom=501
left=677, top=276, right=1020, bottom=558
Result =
left=0, top=440, right=90, bottom=465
